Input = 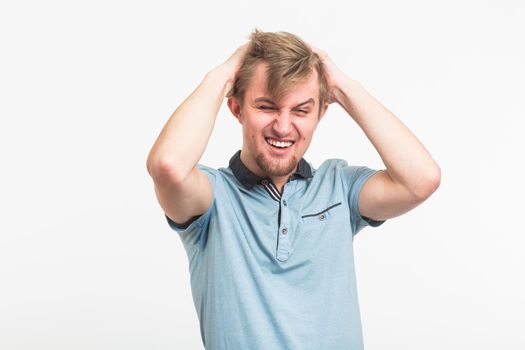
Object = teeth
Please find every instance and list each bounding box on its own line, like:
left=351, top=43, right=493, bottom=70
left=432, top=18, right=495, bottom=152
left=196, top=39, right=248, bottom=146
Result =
left=266, top=138, right=293, bottom=148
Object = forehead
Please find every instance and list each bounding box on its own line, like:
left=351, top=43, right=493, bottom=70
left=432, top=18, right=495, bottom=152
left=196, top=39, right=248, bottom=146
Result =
left=246, top=62, right=320, bottom=106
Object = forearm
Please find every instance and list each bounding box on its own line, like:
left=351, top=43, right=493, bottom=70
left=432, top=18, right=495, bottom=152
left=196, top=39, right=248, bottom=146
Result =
left=334, top=77, right=441, bottom=198
left=147, top=66, right=231, bottom=181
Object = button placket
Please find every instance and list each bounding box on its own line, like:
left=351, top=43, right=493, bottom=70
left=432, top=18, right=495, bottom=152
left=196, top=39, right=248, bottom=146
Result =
left=277, top=194, right=291, bottom=261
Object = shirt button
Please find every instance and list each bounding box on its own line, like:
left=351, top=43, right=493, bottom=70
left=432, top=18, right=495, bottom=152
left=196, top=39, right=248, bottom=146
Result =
left=319, top=213, right=326, bottom=221
left=282, top=228, right=288, bottom=235
left=282, top=200, right=287, bottom=206
left=261, top=179, right=269, bottom=185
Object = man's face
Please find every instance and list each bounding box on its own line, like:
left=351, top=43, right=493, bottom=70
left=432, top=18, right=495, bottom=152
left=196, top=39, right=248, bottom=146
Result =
left=228, top=62, right=328, bottom=179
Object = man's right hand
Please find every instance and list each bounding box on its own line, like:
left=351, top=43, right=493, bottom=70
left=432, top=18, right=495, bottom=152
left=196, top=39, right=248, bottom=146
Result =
left=215, top=42, right=250, bottom=98
left=147, top=42, right=250, bottom=228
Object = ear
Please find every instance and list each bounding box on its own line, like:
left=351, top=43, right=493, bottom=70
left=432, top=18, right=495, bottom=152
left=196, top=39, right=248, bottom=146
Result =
left=227, top=96, right=243, bottom=124
left=318, top=103, right=329, bottom=122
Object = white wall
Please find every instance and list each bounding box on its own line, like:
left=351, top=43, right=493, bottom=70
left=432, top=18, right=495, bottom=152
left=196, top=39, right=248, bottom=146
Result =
left=1, top=0, right=524, bottom=349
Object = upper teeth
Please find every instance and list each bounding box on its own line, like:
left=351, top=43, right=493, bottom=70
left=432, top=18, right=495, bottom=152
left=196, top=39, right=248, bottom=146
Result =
left=266, top=138, right=293, bottom=148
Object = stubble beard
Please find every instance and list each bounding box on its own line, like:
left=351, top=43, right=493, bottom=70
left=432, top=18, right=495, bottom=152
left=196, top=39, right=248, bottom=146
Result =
left=255, top=152, right=299, bottom=178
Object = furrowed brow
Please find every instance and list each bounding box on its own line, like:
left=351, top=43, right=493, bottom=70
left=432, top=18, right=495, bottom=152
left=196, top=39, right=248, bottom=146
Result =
left=254, top=97, right=315, bottom=108
left=294, top=98, right=315, bottom=108
left=254, top=97, right=276, bottom=105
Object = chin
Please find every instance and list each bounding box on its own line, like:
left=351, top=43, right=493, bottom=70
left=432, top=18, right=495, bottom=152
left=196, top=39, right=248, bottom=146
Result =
left=255, top=152, right=299, bottom=177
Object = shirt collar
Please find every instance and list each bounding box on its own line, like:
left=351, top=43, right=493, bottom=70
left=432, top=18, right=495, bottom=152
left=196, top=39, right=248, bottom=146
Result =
left=228, top=150, right=312, bottom=190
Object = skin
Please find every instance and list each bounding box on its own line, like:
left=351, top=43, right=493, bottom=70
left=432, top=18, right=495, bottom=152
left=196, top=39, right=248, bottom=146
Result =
left=227, top=62, right=328, bottom=193
left=147, top=39, right=440, bottom=226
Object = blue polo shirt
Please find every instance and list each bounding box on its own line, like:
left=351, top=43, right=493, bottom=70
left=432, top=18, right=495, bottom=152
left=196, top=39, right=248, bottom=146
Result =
left=165, top=150, right=386, bottom=350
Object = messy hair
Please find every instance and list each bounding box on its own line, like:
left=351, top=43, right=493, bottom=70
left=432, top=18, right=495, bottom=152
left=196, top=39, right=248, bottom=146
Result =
left=229, top=28, right=328, bottom=116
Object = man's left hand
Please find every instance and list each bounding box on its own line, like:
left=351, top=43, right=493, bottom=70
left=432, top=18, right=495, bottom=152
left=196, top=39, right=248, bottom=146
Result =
left=309, top=44, right=349, bottom=105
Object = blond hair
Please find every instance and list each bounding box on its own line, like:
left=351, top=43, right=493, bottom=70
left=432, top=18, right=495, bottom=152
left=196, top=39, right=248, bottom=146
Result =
left=230, top=28, right=328, bottom=116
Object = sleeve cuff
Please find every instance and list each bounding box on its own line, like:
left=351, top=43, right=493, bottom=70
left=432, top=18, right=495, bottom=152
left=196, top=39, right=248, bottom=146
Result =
left=361, top=215, right=386, bottom=227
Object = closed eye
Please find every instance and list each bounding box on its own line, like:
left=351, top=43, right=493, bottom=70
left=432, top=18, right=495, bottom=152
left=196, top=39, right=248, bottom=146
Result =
left=258, top=106, right=309, bottom=114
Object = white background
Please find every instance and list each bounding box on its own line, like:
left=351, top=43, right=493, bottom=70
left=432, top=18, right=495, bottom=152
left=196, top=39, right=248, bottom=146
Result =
left=1, top=0, right=524, bottom=349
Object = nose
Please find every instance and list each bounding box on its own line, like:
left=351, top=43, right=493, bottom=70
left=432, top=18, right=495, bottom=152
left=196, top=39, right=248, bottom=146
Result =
left=271, top=111, right=293, bottom=137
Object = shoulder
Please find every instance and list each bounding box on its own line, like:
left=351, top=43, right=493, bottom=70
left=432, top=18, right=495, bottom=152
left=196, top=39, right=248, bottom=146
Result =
left=196, top=163, right=219, bottom=177
left=195, top=163, right=232, bottom=182
left=195, top=163, right=241, bottom=191
left=315, top=158, right=378, bottom=177
left=310, top=158, right=350, bottom=177
left=310, top=158, right=381, bottom=193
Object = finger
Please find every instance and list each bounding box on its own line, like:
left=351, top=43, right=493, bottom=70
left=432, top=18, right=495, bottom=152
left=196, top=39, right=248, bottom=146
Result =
left=306, top=42, right=320, bottom=54
left=307, top=43, right=327, bottom=61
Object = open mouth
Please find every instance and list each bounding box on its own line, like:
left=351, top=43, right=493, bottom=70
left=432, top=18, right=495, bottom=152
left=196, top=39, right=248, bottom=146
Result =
left=265, top=138, right=294, bottom=150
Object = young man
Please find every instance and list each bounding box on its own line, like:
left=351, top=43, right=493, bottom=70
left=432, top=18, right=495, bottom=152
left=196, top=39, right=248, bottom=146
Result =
left=146, top=29, right=440, bottom=350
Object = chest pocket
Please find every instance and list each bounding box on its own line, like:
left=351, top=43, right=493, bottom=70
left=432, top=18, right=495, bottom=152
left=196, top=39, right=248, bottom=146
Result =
left=300, top=202, right=342, bottom=227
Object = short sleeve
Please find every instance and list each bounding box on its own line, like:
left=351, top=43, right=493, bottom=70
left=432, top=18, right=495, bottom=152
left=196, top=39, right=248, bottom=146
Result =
left=338, top=160, right=386, bottom=236
left=164, top=164, right=217, bottom=244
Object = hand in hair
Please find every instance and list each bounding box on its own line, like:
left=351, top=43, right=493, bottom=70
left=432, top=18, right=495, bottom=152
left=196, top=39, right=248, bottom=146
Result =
left=308, top=44, right=348, bottom=105
left=218, top=43, right=251, bottom=97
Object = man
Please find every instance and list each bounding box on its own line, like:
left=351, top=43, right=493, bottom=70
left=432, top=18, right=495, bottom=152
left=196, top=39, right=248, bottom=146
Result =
left=146, top=29, right=440, bottom=350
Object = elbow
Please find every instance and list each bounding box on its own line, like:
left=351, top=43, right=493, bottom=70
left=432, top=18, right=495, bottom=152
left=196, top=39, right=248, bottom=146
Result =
left=413, top=166, right=441, bottom=200
left=146, top=157, right=156, bottom=178
left=146, top=154, right=166, bottom=178
left=147, top=156, right=186, bottom=184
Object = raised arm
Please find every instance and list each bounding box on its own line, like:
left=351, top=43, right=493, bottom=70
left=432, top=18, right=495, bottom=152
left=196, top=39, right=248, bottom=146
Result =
left=310, top=45, right=441, bottom=221
left=146, top=43, right=248, bottom=225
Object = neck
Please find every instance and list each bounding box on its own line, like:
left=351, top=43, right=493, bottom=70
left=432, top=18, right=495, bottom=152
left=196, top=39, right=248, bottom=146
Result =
left=240, top=149, right=295, bottom=193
